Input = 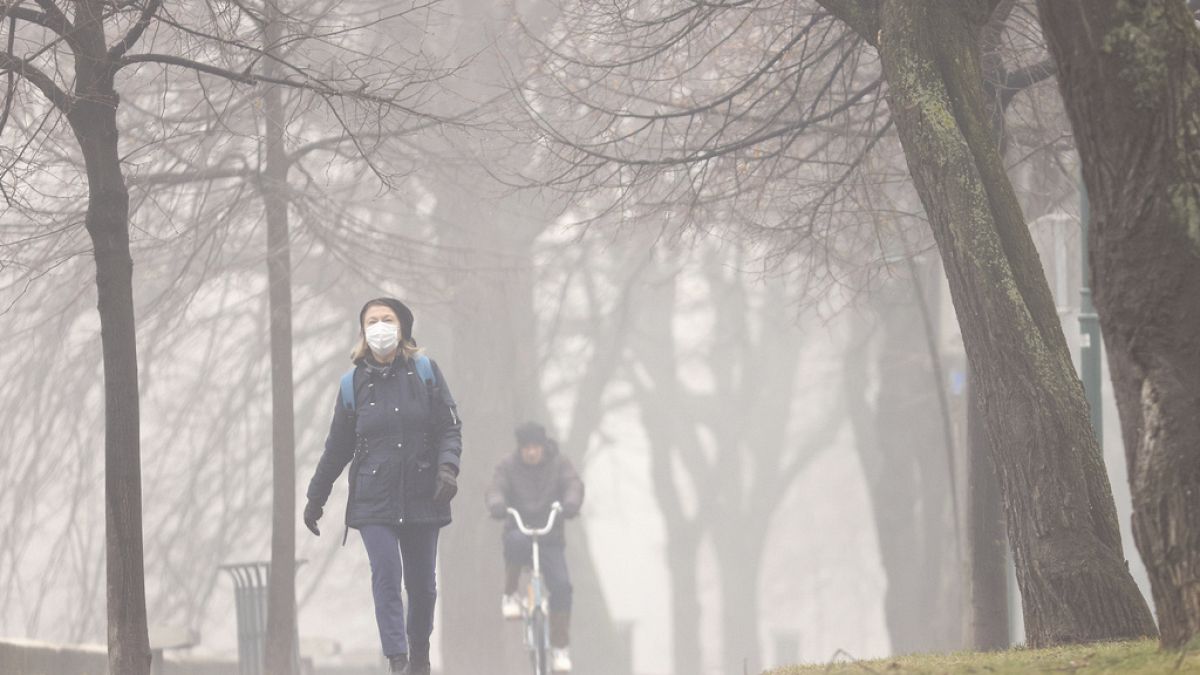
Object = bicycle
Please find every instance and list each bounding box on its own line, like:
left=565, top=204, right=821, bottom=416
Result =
left=506, top=501, right=564, bottom=675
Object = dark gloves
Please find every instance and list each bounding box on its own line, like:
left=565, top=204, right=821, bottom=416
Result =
left=562, top=501, right=581, bottom=519
left=303, top=501, right=322, bottom=536
left=432, top=464, right=458, bottom=506
left=488, top=501, right=508, bottom=519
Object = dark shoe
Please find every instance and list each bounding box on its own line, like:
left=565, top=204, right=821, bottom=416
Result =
left=406, top=646, right=431, bottom=675
left=389, top=653, right=409, bottom=673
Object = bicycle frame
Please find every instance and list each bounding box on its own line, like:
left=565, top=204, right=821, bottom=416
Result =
left=507, top=502, right=563, bottom=675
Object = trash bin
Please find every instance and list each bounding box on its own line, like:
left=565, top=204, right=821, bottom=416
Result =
left=221, top=561, right=304, bottom=675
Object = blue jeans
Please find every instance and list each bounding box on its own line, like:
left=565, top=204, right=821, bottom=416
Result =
left=360, top=524, right=439, bottom=662
left=502, top=529, right=573, bottom=614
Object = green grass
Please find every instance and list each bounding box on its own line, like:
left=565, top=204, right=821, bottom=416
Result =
left=766, top=640, right=1200, bottom=674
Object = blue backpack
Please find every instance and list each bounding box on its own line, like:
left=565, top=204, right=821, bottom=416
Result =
left=339, top=354, right=436, bottom=412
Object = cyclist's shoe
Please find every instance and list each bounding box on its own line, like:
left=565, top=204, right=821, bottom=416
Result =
left=388, top=653, right=408, bottom=673
left=552, top=647, right=573, bottom=672
left=501, top=593, right=522, bottom=620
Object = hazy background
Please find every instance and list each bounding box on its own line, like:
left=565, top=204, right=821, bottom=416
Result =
left=0, top=1, right=1154, bottom=673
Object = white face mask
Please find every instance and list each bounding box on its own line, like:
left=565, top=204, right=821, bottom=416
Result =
left=365, top=321, right=400, bottom=356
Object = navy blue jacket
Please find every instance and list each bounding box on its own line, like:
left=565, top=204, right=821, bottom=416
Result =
left=306, top=355, right=462, bottom=530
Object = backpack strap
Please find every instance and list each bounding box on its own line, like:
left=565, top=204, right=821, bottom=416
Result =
left=413, top=353, right=436, bottom=387
left=339, top=368, right=357, bottom=412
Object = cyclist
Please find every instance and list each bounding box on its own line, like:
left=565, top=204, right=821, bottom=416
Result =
left=486, top=422, right=584, bottom=672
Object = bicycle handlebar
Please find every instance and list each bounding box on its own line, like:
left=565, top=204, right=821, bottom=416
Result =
left=507, top=502, right=563, bottom=537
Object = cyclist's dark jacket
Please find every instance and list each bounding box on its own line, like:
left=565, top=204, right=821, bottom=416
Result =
left=485, top=439, right=583, bottom=544
left=306, top=355, right=462, bottom=529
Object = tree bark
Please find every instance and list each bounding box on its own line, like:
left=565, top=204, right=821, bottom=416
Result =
left=833, top=0, right=1158, bottom=646
left=67, top=4, right=152, bottom=670
left=965, top=371, right=1010, bottom=651
left=963, top=2, right=1048, bottom=649
left=1036, top=0, right=1200, bottom=649
left=261, top=10, right=298, bottom=673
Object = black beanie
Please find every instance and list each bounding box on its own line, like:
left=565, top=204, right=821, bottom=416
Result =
left=515, top=422, right=549, bottom=448
left=359, top=297, right=415, bottom=342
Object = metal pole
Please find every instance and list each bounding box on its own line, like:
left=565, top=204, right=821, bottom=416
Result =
left=1079, top=175, right=1103, bottom=443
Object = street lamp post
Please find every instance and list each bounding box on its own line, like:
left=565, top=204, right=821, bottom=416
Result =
left=1079, top=178, right=1103, bottom=443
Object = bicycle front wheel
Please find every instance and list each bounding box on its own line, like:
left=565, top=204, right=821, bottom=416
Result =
left=529, top=607, right=551, bottom=675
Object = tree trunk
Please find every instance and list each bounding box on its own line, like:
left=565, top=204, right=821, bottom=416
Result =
left=553, top=254, right=641, bottom=675
left=666, top=531, right=703, bottom=675
left=882, top=272, right=962, bottom=654
left=636, top=327, right=701, bottom=673
left=716, top=523, right=766, bottom=675
left=437, top=191, right=537, bottom=675
left=262, top=11, right=298, bottom=673
left=844, top=317, right=923, bottom=655
left=512, top=217, right=630, bottom=675
left=844, top=281, right=962, bottom=655
left=70, top=70, right=152, bottom=675
left=1036, top=0, right=1200, bottom=649
left=965, top=371, right=1009, bottom=650
left=870, top=0, right=1155, bottom=646
left=640, top=404, right=705, bottom=675
left=632, top=265, right=708, bottom=675
left=425, top=0, right=631, bottom=664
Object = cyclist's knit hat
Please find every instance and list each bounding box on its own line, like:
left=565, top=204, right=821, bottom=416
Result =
left=515, top=422, right=549, bottom=448
left=359, top=297, right=415, bottom=342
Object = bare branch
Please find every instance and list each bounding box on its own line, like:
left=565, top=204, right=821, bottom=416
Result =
left=815, top=0, right=880, bottom=45
left=0, top=53, right=70, bottom=111
left=119, top=52, right=256, bottom=85
left=128, top=166, right=256, bottom=187
left=0, top=15, right=15, bottom=141
left=7, top=6, right=69, bottom=36
left=29, top=0, right=88, bottom=52
left=107, top=0, right=163, bottom=59
left=522, top=77, right=883, bottom=167
left=117, top=53, right=452, bottom=120
left=1004, top=57, right=1055, bottom=93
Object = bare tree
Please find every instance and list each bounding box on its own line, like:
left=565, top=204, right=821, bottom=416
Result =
left=842, top=255, right=963, bottom=656
left=0, top=1, right=458, bottom=670
left=522, top=0, right=1155, bottom=646
left=627, top=243, right=839, bottom=673
left=1036, top=0, right=1200, bottom=649
left=397, top=0, right=636, bottom=671
left=534, top=226, right=654, bottom=675
left=821, top=0, right=1154, bottom=645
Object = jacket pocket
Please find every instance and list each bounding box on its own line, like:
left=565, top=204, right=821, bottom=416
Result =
left=354, top=457, right=397, bottom=514
left=407, top=458, right=436, bottom=501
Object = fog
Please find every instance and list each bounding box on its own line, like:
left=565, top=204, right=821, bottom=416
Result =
left=0, top=1, right=1167, bottom=675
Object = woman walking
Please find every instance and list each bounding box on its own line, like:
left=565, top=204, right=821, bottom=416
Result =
left=303, top=297, right=462, bottom=675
